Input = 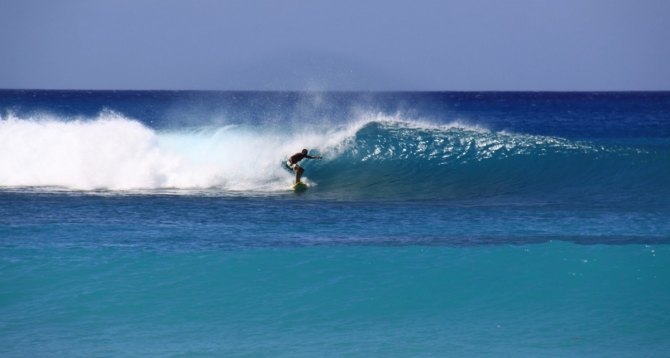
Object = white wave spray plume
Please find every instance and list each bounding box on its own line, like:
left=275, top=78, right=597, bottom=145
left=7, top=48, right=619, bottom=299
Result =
left=0, top=111, right=366, bottom=191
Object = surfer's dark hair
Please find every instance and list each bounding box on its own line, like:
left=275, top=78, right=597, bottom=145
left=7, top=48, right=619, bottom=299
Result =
left=302, top=149, right=308, bottom=154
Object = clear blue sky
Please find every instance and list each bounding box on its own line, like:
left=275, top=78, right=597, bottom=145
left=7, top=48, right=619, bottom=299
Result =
left=1, top=0, right=668, bottom=90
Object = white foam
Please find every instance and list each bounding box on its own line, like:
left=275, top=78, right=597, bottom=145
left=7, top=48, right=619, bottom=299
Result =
left=0, top=111, right=366, bottom=191
left=1, top=113, right=180, bottom=190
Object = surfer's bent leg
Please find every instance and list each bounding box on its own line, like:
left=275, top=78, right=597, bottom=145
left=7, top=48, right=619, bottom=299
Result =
left=296, top=166, right=304, bottom=183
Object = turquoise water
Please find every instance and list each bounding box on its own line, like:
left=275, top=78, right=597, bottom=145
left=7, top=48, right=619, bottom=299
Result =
left=3, top=243, right=668, bottom=357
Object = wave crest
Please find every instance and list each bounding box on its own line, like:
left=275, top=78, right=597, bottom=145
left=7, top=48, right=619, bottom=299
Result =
left=0, top=113, right=666, bottom=201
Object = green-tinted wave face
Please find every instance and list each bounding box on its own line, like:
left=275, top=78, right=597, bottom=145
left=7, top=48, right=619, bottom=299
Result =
left=306, top=121, right=670, bottom=203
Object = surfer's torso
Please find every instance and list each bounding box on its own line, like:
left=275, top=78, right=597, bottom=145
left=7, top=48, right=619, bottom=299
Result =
left=288, top=152, right=307, bottom=165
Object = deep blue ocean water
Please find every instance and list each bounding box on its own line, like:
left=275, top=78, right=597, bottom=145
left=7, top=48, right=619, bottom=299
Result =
left=1, top=91, right=669, bottom=357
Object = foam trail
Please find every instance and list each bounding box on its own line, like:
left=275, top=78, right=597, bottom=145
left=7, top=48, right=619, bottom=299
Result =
left=0, top=112, right=362, bottom=191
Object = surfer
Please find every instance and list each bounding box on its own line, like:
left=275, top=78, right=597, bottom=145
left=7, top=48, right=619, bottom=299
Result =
left=286, top=149, right=322, bottom=184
